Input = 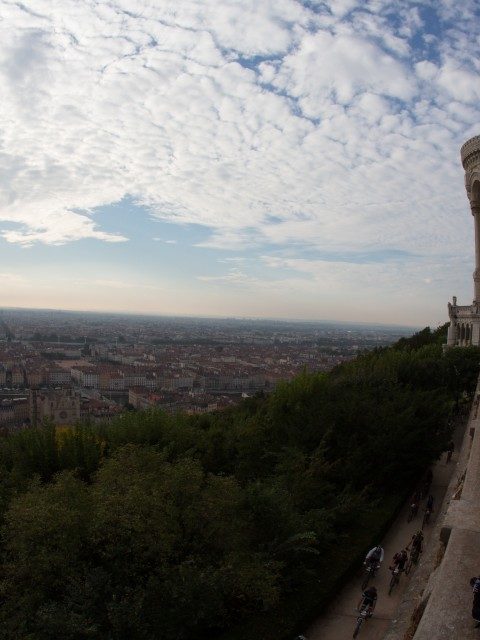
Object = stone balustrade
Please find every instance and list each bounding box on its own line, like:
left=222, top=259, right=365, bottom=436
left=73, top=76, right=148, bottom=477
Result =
left=453, top=305, right=477, bottom=318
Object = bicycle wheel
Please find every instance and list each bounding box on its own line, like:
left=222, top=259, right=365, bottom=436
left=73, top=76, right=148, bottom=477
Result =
left=353, top=617, right=363, bottom=638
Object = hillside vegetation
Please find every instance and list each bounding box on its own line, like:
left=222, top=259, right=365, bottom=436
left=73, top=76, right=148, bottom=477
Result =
left=0, top=325, right=477, bottom=640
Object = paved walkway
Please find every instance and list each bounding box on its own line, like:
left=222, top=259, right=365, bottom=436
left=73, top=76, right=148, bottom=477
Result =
left=306, top=452, right=459, bottom=640
left=413, top=387, right=480, bottom=639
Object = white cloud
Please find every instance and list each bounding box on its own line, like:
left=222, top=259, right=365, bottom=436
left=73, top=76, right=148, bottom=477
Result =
left=197, top=268, right=258, bottom=286
left=153, top=237, right=177, bottom=244
left=0, top=1, right=479, bottom=323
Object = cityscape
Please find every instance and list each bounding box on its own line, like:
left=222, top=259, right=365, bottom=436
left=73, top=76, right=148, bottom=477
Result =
left=1, top=1, right=479, bottom=639
left=0, top=307, right=412, bottom=428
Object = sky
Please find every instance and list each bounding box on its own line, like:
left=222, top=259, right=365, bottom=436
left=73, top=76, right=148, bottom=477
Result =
left=0, top=0, right=479, bottom=327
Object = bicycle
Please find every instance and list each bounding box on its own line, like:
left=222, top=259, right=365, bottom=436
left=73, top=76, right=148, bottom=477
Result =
left=388, top=566, right=403, bottom=595
left=353, top=604, right=372, bottom=638
left=422, top=508, right=431, bottom=530
left=405, top=546, right=420, bottom=575
left=361, top=560, right=379, bottom=590
left=407, top=502, right=419, bottom=522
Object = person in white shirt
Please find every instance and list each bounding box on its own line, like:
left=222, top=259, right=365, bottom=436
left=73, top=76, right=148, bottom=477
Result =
left=365, top=545, right=384, bottom=568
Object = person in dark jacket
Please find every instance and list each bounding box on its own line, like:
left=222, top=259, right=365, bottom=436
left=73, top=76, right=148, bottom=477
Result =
left=470, top=576, right=480, bottom=628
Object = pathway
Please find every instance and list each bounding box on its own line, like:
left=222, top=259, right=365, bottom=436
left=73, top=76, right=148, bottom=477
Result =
left=305, top=448, right=460, bottom=640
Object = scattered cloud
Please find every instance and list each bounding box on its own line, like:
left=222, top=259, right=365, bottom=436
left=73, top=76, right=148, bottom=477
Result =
left=197, top=268, right=258, bottom=286
left=153, top=237, right=177, bottom=244
left=0, top=0, right=479, bottom=322
left=217, top=257, right=246, bottom=264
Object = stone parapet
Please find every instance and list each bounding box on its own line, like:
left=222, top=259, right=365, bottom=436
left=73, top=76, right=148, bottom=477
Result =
left=442, top=500, right=480, bottom=533
left=452, top=305, right=478, bottom=318
left=383, top=398, right=474, bottom=640
left=411, top=377, right=480, bottom=639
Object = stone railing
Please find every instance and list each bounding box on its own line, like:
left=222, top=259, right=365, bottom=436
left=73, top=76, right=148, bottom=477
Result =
left=451, top=305, right=475, bottom=318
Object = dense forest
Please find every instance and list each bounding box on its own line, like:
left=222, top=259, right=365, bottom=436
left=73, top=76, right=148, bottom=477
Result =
left=0, top=325, right=478, bottom=640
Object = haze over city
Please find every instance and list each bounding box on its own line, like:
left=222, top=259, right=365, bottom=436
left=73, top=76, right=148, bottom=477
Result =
left=1, top=1, right=479, bottom=326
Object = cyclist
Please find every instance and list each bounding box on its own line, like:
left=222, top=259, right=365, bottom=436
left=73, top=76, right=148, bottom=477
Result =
left=408, top=492, right=420, bottom=520
left=365, top=545, right=384, bottom=569
left=426, top=494, right=434, bottom=512
left=357, top=585, right=377, bottom=615
left=409, top=530, right=424, bottom=554
left=390, top=549, right=408, bottom=572
left=446, top=440, right=454, bottom=463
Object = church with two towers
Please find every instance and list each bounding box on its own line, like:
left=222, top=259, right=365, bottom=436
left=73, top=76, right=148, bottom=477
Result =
left=447, top=135, right=480, bottom=347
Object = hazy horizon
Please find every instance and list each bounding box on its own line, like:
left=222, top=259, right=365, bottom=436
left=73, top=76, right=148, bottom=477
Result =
left=0, top=304, right=422, bottom=331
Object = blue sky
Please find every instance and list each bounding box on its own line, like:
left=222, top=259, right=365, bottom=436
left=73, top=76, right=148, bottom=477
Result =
left=0, top=0, right=479, bottom=326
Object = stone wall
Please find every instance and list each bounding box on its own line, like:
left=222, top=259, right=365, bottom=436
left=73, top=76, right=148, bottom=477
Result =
left=385, top=379, right=480, bottom=640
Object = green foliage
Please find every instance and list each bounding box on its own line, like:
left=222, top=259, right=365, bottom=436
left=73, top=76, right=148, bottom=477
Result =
left=0, top=448, right=281, bottom=640
left=0, top=325, right=477, bottom=639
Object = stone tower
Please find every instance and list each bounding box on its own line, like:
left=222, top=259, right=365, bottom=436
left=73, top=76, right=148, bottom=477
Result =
left=447, top=135, right=480, bottom=347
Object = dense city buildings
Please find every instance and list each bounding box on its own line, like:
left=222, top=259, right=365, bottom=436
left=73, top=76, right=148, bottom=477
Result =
left=0, top=308, right=413, bottom=428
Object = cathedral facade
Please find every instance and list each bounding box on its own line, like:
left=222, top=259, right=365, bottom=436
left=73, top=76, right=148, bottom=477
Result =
left=447, top=135, right=480, bottom=347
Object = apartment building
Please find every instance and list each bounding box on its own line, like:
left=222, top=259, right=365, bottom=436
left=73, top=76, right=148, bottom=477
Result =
left=46, top=368, right=71, bottom=386
left=70, top=366, right=99, bottom=388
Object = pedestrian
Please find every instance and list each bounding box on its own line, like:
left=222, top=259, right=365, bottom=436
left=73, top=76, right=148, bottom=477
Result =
left=470, top=576, right=480, bottom=628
